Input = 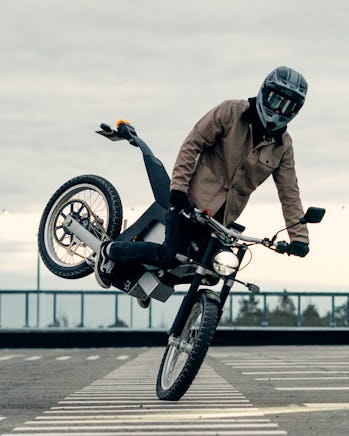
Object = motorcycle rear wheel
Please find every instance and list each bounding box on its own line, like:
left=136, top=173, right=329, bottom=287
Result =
left=38, top=174, right=122, bottom=279
left=156, top=290, right=219, bottom=401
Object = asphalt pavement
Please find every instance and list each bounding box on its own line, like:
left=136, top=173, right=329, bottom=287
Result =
left=0, top=345, right=348, bottom=435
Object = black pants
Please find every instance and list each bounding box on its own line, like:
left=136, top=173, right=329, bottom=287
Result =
left=108, top=210, right=194, bottom=269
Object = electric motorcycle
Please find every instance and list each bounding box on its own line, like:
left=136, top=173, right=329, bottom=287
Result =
left=38, top=120, right=325, bottom=400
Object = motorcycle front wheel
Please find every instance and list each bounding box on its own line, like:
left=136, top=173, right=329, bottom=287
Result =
left=38, top=174, right=122, bottom=279
left=156, top=290, right=219, bottom=401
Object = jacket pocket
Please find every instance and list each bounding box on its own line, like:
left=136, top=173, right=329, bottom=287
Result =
left=258, top=147, right=280, bottom=169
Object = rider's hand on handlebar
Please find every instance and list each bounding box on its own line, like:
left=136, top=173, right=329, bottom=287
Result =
left=169, top=190, right=194, bottom=214
left=287, top=240, right=309, bottom=257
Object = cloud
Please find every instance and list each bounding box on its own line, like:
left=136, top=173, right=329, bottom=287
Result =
left=0, top=0, right=348, bottom=291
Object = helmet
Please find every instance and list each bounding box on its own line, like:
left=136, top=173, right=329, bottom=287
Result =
left=256, top=66, right=308, bottom=132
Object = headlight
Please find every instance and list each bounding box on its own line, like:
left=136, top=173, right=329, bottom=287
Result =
left=212, top=250, right=239, bottom=276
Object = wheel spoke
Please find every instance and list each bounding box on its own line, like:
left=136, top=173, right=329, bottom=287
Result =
left=157, top=293, right=219, bottom=401
left=46, top=185, right=110, bottom=267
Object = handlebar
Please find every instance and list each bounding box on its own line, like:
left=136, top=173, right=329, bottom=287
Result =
left=182, top=208, right=290, bottom=254
left=97, top=121, right=139, bottom=145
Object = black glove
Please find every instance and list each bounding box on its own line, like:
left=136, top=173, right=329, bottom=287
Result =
left=169, top=189, right=193, bottom=213
left=287, top=241, right=309, bottom=257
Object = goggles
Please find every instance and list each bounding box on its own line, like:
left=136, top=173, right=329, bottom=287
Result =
left=263, top=88, right=304, bottom=117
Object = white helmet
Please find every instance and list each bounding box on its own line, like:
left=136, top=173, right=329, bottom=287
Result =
left=256, top=66, right=308, bottom=132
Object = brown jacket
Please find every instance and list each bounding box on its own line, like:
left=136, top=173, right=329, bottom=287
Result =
left=170, top=99, right=309, bottom=243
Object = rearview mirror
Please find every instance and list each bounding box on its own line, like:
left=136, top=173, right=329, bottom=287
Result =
left=300, top=207, right=326, bottom=224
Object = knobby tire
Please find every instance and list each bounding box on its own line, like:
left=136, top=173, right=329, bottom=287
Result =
left=156, top=290, right=219, bottom=401
left=38, top=174, right=122, bottom=279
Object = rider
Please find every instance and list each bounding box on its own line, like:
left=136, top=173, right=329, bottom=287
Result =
left=94, top=65, right=310, bottom=290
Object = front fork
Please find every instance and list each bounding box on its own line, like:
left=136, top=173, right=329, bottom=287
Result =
left=216, top=246, right=247, bottom=323
left=168, top=240, right=247, bottom=337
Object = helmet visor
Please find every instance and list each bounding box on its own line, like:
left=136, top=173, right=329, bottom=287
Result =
left=264, top=89, right=304, bottom=117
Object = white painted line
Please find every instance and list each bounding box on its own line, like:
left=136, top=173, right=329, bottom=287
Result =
left=67, top=393, right=246, bottom=398
left=0, top=354, right=24, bottom=361
left=2, top=431, right=288, bottom=436
left=86, top=355, right=100, bottom=361
left=28, top=419, right=279, bottom=427
left=55, top=355, right=71, bottom=361
left=275, top=386, right=349, bottom=391
left=227, top=360, right=349, bottom=364
left=58, top=398, right=253, bottom=407
left=304, top=403, right=349, bottom=409
left=243, top=370, right=349, bottom=375
left=0, top=416, right=6, bottom=421
left=234, top=365, right=349, bottom=369
left=258, top=404, right=349, bottom=415
left=49, top=405, right=261, bottom=412
left=40, top=415, right=270, bottom=422
left=89, top=382, right=156, bottom=386
left=116, top=355, right=129, bottom=360
left=256, top=376, right=349, bottom=381
left=17, top=423, right=283, bottom=431
left=223, top=360, right=285, bottom=364
left=25, top=356, right=42, bottom=361
left=65, top=398, right=250, bottom=405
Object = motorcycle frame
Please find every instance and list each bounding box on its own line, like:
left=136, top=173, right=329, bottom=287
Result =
left=168, top=235, right=247, bottom=337
left=97, top=124, right=247, bottom=337
left=97, top=125, right=170, bottom=244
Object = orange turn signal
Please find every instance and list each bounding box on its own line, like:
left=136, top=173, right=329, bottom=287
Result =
left=116, top=119, right=131, bottom=127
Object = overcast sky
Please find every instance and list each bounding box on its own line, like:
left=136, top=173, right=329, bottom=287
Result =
left=0, top=0, right=348, bottom=293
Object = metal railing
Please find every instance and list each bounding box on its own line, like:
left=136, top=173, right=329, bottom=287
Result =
left=0, top=289, right=348, bottom=329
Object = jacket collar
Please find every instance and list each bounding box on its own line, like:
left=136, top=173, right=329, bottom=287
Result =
left=242, top=97, right=286, bottom=146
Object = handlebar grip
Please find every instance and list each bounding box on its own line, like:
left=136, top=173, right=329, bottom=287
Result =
left=276, top=241, right=289, bottom=254
left=100, top=123, right=113, bottom=133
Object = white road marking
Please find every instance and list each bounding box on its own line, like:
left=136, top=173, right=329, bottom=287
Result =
left=68, top=392, right=246, bottom=397
left=26, top=419, right=280, bottom=427
left=275, top=386, right=349, bottom=391
left=116, top=355, right=129, bottom=360
left=39, top=415, right=270, bottom=421
left=2, top=431, right=288, bottom=436
left=304, top=402, right=349, bottom=409
left=25, top=355, right=42, bottom=361
left=16, top=423, right=284, bottom=431
left=8, top=349, right=287, bottom=436
left=55, top=355, right=71, bottom=361
left=47, top=406, right=263, bottom=414
left=0, top=416, right=6, bottom=421
left=229, top=364, right=349, bottom=368
left=59, top=399, right=254, bottom=405
left=0, top=354, right=24, bottom=361
left=255, top=376, right=349, bottom=381
left=86, top=355, right=100, bottom=361
left=225, top=361, right=349, bottom=365
left=243, top=370, right=349, bottom=375
left=258, top=404, right=349, bottom=414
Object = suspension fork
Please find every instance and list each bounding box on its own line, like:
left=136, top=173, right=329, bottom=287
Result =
left=168, top=237, right=220, bottom=337
left=216, top=245, right=247, bottom=323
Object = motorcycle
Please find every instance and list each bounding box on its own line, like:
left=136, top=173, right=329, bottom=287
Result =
left=38, top=120, right=325, bottom=401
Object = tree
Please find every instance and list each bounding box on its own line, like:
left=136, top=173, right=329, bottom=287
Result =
left=269, top=292, right=297, bottom=326
left=234, top=294, right=263, bottom=326
left=322, top=302, right=348, bottom=327
left=301, top=304, right=324, bottom=326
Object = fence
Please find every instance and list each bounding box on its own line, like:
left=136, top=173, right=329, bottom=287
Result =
left=0, top=289, right=348, bottom=329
